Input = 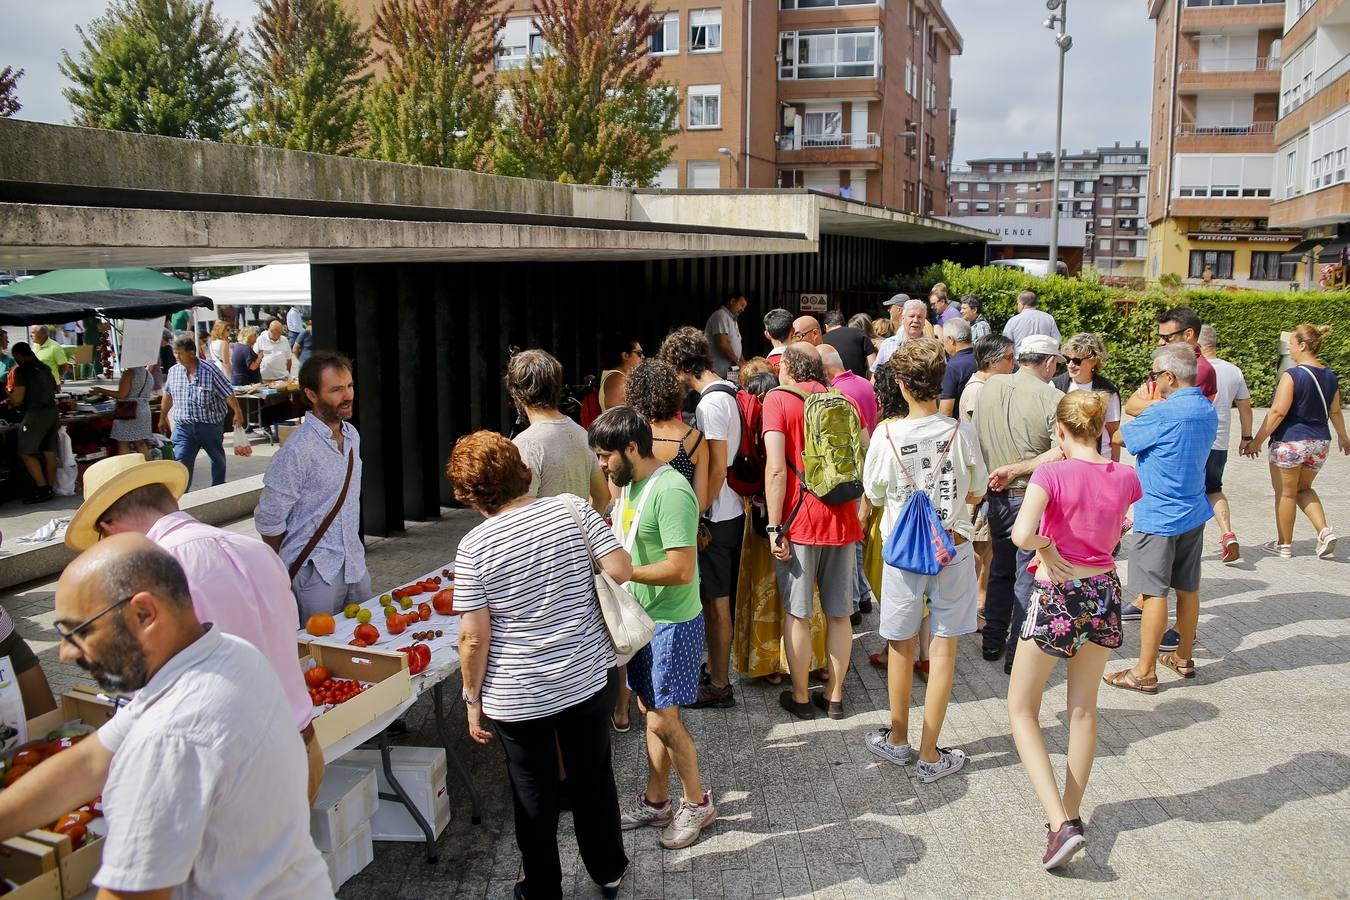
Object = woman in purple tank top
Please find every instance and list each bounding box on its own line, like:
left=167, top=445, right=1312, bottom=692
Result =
left=1244, top=324, right=1349, bottom=560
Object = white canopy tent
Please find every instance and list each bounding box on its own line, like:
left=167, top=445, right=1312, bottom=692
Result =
left=191, top=264, right=310, bottom=321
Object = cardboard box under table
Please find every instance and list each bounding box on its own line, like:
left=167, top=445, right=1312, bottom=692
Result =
left=19, top=689, right=118, bottom=900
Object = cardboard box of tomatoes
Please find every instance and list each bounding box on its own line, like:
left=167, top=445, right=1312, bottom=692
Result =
left=0, top=836, right=62, bottom=900
left=297, top=642, right=412, bottom=752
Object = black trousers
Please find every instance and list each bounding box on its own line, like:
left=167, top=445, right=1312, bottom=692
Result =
left=493, top=667, right=627, bottom=898
left=984, top=491, right=1034, bottom=655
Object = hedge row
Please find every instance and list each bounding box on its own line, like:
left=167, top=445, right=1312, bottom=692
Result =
left=879, top=264, right=1350, bottom=406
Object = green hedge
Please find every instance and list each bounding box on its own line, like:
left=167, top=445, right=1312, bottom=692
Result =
left=878, top=264, right=1350, bottom=405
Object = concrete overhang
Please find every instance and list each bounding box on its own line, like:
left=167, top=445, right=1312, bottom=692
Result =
left=0, top=120, right=987, bottom=268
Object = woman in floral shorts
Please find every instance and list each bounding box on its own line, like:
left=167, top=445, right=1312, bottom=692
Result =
left=1006, top=391, right=1142, bottom=872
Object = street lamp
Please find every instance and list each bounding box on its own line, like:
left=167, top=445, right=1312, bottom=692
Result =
left=1045, top=0, right=1071, bottom=273
left=893, top=130, right=916, bottom=212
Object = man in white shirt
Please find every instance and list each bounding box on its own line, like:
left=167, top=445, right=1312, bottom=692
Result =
left=873, top=297, right=929, bottom=372
left=253, top=318, right=293, bottom=381
left=659, top=326, right=743, bottom=708
left=286, top=304, right=305, bottom=344
left=1199, top=324, right=1253, bottom=563
left=704, top=291, right=747, bottom=378
left=0, top=534, right=332, bottom=899
left=1001, top=290, right=1061, bottom=350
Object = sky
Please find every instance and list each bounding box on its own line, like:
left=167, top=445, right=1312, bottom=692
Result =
left=2, top=0, right=1156, bottom=166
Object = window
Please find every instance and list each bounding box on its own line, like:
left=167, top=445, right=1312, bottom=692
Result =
left=957, top=201, right=969, bottom=212
left=1001, top=163, right=1012, bottom=173
left=497, top=18, right=542, bottom=70
left=905, top=60, right=916, bottom=98
left=1099, top=217, right=1112, bottom=228
left=922, top=188, right=933, bottom=214
left=1121, top=176, right=1134, bottom=189
left=803, top=108, right=842, bottom=143
left=1308, top=107, right=1350, bottom=191
left=649, top=163, right=678, bottom=188
left=1098, top=238, right=1111, bottom=252
left=1015, top=202, right=1028, bottom=214
left=650, top=13, right=678, bottom=55
left=1015, top=182, right=1029, bottom=194
left=1034, top=202, right=1041, bottom=213
left=690, top=9, right=722, bottom=52
left=1117, top=240, right=1135, bottom=253
left=974, top=202, right=990, bottom=212
left=1101, top=196, right=1113, bottom=209
left=1075, top=180, right=1092, bottom=194
left=926, top=79, right=938, bottom=112
left=976, top=182, right=991, bottom=193
left=1189, top=250, right=1234, bottom=279
left=687, top=160, right=721, bottom=188
left=1175, top=154, right=1274, bottom=198
left=687, top=84, right=721, bottom=129
left=1118, top=197, right=1135, bottom=209
left=956, top=182, right=969, bottom=192
left=1101, top=176, right=1114, bottom=185
left=1251, top=251, right=1298, bottom=281
left=1119, top=218, right=1138, bottom=230
left=779, top=28, right=879, bottom=79
left=1058, top=184, right=1070, bottom=198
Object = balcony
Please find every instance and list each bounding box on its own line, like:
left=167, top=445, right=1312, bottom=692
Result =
left=1175, top=120, right=1278, bottom=152
left=775, top=132, right=882, bottom=167
left=1178, top=57, right=1281, bottom=91
left=1181, top=1, right=1286, bottom=32
left=1316, top=53, right=1350, bottom=94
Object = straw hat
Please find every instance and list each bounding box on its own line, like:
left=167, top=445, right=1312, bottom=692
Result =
left=66, top=457, right=190, bottom=551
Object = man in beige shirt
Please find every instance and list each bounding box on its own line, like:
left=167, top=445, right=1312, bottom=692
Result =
left=972, top=334, right=1064, bottom=674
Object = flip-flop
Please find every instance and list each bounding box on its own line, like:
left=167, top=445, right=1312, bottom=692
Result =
left=1103, top=668, right=1158, bottom=694
left=868, top=652, right=887, bottom=669
left=1158, top=653, right=1196, bottom=679
left=610, top=714, right=631, bottom=734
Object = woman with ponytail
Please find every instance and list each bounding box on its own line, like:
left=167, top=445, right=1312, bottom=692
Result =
left=1244, top=324, right=1348, bottom=559
left=1007, top=391, right=1141, bottom=871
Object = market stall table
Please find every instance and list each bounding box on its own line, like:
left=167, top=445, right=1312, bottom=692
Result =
left=233, top=382, right=301, bottom=441
left=299, top=568, right=483, bottom=864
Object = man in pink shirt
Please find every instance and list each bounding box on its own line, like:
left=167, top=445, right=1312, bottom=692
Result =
left=66, top=456, right=324, bottom=801
left=820, top=345, right=878, bottom=434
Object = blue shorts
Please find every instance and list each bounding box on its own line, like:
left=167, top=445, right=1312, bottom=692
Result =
left=626, top=614, right=705, bottom=710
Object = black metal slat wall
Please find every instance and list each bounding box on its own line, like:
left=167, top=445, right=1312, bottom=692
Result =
left=313, top=234, right=972, bottom=535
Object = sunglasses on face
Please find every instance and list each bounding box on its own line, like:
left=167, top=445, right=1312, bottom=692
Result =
left=793, top=328, right=819, bottom=339
left=1149, top=370, right=1174, bottom=380
left=1157, top=330, right=1185, bottom=343
left=1065, top=357, right=1090, bottom=366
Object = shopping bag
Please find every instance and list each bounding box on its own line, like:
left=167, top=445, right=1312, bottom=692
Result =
left=53, top=427, right=77, bottom=496
left=231, top=425, right=253, bottom=457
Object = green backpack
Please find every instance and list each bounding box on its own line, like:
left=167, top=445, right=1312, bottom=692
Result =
left=770, top=385, right=864, bottom=522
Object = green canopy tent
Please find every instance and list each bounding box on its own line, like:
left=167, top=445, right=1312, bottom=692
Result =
left=1, top=267, right=193, bottom=296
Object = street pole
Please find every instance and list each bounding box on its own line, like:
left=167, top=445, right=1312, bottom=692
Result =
left=1047, top=0, right=1068, bottom=274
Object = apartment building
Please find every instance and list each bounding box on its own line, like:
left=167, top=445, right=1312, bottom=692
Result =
left=945, top=143, right=1150, bottom=277
left=1268, top=0, right=1350, bottom=287
left=352, top=0, right=961, bottom=214
left=1145, top=0, right=1305, bottom=288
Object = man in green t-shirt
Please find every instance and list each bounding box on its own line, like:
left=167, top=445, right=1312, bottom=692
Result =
left=170, top=308, right=191, bottom=333
left=589, top=406, right=716, bottom=851
left=6, top=342, right=60, bottom=503
left=29, top=327, right=69, bottom=384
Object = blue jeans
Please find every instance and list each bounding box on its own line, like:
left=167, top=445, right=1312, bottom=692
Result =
left=984, top=491, right=1034, bottom=655
left=173, top=421, right=226, bottom=489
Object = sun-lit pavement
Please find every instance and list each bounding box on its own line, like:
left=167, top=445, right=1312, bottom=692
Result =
left=6, top=418, right=1348, bottom=897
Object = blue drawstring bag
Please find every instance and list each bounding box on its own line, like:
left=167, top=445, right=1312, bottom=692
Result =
left=882, top=423, right=961, bottom=576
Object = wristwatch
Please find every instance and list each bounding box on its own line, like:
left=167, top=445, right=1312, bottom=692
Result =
left=765, top=525, right=783, bottom=535
left=462, top=689, right=481, bottom=707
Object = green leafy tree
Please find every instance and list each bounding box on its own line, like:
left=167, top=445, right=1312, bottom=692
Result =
left=239, top=0, right=371, bottom=155
left=59, top=0, right=241, bottom=140
left=493, top=0, right=678, bottom=186
left=362, top=0, right=504, bottom=169
left=0, top=67, right=22, bottom=118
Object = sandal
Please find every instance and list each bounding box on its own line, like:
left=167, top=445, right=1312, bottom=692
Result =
left=868, top=652, right=887, bottom=669
left=610, top=713, right=631, bottom=734
left=1159, top=653, right=1196, bottom=679
left=1103, top=668, right=1158, bottom=694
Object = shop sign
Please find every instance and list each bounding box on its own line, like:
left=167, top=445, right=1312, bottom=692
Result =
left=1188, top=232, right=1301, bottom=243
left=1196, top=218, right=1257, bottom=233
left=799, top=293, right=828, bottom=312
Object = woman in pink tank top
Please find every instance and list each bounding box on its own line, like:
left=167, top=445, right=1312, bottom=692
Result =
left=1007, top=391, right=1141, bottom=871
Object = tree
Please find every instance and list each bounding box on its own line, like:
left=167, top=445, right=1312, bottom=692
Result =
left=363, top=0, right=504, bottom=170
left=59, top=0, right=240, bottom=141
left=493, top=0, right=678, bottom=186
left=0, top=67, right=22, bottom=118
left=239, top=0, right=371, bottom=155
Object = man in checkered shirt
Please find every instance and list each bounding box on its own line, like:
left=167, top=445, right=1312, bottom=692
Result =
left=159, top=336, right=244, bottom=489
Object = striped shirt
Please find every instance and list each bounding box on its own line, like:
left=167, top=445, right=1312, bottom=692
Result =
left=453, top=495, right=620, bottom=722
left=164, top=360, right=234, bottom=425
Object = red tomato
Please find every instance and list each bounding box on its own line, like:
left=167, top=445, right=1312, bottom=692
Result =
left=387, top=615, right=407, bottom=635
left=354, top=623, right=380, bottom=644
left=417, top=603, right=432, bottom=621
left=304, top=666, right=331, bottom=689
left=409, top=643, right=432, bottom=675
left=433, top=589, right=455, bottom=616
left=13, top=748, right=45, bottom=767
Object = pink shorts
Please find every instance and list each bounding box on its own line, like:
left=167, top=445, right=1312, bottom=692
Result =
left=1269, top=439, right=1329, bottom=471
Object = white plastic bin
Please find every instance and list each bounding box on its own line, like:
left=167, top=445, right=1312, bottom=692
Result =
left=337, top=747, right=451, bottom=842
left=320, top=819, right=374, bottom=891
left=310, top=764, right=378, bottom=852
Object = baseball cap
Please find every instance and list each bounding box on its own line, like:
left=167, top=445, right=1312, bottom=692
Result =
left=1018, top=334, right=1064, bottom=358
left=883, top=293, right=911, bottom=307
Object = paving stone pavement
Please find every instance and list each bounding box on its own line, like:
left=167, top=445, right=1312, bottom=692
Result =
left=4, top=424, right=1348, bottom=897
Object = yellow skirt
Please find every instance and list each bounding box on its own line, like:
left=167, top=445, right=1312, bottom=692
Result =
left=863, top=507, right=884, bottom=599
left=732, top=514, right=828, bottom=679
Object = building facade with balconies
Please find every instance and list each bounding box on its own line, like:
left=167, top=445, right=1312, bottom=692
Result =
left=1146, top=0, right=1305, bottom=288
left=352, top=0, right=960, bottom=214
left=1268, top=0, right=1350, bottom=288
left=945, top=143, right=1150, bottom=277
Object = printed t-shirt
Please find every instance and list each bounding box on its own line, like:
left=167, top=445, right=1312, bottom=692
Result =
left=1029, top=459, right=1141, bottom=569
left=618, top=467, right=701, bottom=623
left=761, top=381, right=864, bottom=546
left=822, top=326, right=873, bottom=378
left=1208, top=357, right=1250, bottom=450
left=862, top=414, right=987, bottom=540
left=696, top=381, right=744, bottom=522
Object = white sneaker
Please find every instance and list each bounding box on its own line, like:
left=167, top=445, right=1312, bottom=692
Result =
left=915, top=747, right=967, bottom=784
left=620, top=793, right=673, bottom=830
left=864, top=728, right=913, bottom=767
left=1316, top=528, right=1338, bottom=559
left=659, top=791, right=716, bottom=849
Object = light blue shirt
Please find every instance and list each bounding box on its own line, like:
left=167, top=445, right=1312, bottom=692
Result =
left=1002, top=308, right=1061, bottom=353
left=255, top=413, right=366, bottom=586
left=1121, top=387, right=1217, bottom=536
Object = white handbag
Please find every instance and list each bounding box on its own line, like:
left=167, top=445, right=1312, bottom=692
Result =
left=560, top=495, right=655, bottom=665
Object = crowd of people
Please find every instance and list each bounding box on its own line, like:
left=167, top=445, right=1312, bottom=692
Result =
left=0, top=288, right=1345, bottom=897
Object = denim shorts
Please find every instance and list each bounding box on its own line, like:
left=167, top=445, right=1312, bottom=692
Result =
left=626, top=614, right=705, bottom=710
left=1020, top=571, right=1123, bottom=659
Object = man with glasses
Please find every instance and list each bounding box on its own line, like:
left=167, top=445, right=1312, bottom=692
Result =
left=790, top=314, right=823, bottom=346
left=1126, top=307, right=1216, bottom=416
left=873, top=298, right=930, bottom=372
left=0, top=535, right=333, bottom=898
left=64, top=454, right=324, bottom=801
left=1106, top=345, right=1216, bottom=694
